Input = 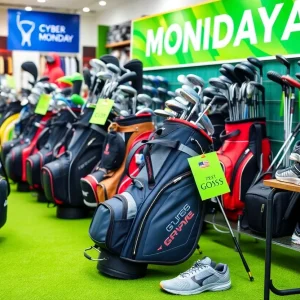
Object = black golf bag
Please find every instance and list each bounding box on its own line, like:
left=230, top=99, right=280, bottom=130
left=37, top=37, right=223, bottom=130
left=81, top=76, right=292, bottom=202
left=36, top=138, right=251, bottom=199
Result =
left=4, top=112, right=54, bottom=190
left=85, top=119, right=213, bottom=279
left=208, top=112, right=228, bottom=150
left=41, top=107, right=110, bottom=219
left=26, top=109, right=80, bottom=193
left=0, top=156, right=9, bottom=229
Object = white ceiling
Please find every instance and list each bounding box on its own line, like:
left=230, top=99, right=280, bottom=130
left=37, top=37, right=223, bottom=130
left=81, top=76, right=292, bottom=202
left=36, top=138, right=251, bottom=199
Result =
left=0, top=0, right=124, bottom=13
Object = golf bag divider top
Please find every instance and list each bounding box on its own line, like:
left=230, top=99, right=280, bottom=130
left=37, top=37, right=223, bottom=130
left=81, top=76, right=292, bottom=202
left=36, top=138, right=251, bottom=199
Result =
left=86, top=119, right=213, bottom=279
left=81, top=114, right=154, bottom=207
left=41, top=108, right=111, bottom=219
left=217, top=118, right=271, bottom=221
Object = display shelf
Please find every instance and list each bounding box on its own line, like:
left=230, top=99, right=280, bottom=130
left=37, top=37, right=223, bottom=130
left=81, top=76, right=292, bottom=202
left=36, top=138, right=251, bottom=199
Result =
left=105, top=40, right=130, bottom=48
left=205, top=213, right=300, bottom=252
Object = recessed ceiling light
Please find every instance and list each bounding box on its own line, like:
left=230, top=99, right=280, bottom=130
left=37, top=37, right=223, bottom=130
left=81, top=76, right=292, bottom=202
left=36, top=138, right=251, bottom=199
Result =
left=37, top=0, right=46, bottom=2
left=99, top=1, right=106, bottom=6
left=25, top=6, right=32, bottom=11
left=82, top=7, right=90, bottom=12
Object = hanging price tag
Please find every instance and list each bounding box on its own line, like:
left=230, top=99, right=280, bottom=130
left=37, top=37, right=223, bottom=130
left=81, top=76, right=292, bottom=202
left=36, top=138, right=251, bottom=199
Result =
left=188, top=152, right=230, bottom=201
left=89, top=99, right=114, bottom=125
left=35, top=94, right=51, bottom=115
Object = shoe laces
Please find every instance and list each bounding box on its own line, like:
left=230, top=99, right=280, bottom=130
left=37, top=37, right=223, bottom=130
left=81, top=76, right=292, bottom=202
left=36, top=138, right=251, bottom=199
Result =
left=179, top=262, right=207, bottom=278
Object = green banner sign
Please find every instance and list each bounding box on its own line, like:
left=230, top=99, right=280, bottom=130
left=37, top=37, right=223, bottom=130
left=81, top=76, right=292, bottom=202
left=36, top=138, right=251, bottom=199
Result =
left=131, top=0, right=300, bottom=69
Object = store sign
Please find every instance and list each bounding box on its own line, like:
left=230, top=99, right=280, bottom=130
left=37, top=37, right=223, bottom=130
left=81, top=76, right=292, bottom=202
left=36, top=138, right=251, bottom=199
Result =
left=7, top=9, right=80, bottom=53
left=132, top=0, right=300, bottom=69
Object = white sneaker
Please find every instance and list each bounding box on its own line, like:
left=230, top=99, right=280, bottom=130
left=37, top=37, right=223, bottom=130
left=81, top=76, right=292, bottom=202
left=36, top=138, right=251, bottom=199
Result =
left=160, top=257, right=231, bottom=295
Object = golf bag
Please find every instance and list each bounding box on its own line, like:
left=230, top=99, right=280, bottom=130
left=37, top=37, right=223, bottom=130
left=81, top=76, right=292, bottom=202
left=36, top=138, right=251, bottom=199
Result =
left=85, top=119, right=213, bottom=279
left=41, top=108, right=110, bottom=219
left=208, top=112, right=228, bottom=150
left=4, top=112, right=54, bottom=188
left=243, top=181, right=300, bottom=237
left=26, top=109, right=80, bottom=191
left=217, top=118, right=271, bottom=221
left=0, top=157, right=9, bottom=229
left=81, top=114, right=154, bottom=207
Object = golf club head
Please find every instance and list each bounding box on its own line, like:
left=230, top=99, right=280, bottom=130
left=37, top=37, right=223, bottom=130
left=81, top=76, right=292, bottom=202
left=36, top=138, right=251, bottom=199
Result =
left=209, top=78, right=228, bottom=91
left=175, top=96, right=189, bottom=106
left=282, top=75, right=300, bottom=90
left=247, top=57, right=263, bottom=76
left=120, top=110, right=130, bottom=117
left=90, top=59, right=106, bottom=72
left=241, top=61, right=257, bottom=74
left=180, top=85, right=200, bottom=104
left=202, top=86, right=222, bottom=99
left=219, top=75, right=232, bottom=85
left=221, top=64, right=243, bottom=85
left=267, top=71, right=284, bottom=86
left=136, top=108, right=155, bottom=115
left=167, top=91, right=176, bottom=98
left=276, top=54, right=290, bottom=74
left=186, top=74, right=205, bottom=88
left=152, top=97, right=163, bottom=104
left=143, top=85, right=158, bottom=97
left=234, top=64, right=256, bottom=81
left=207, top=95, right=227, bottom=106
left=156, top=76, right=168, bottom=85
left=106, top=63, right=121, bottom=75
left=137, top=94, right=153, bottom=107
left=154, top=109, right=177, bottom=118
left=249, top=81, right=265, bottom=97
left=177, top=74, right=191, bottom=86
left=165, top=99, right=187, bottom=114
left=97, top=71, right=112, bottom=81
left=119, top=85, right=137, bottom=97
left=246, top=82, right=256, bottom=99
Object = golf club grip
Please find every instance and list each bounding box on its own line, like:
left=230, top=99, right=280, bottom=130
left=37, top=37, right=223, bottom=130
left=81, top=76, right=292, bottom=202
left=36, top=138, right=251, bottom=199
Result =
left=232, top=236, right=254, bottom=281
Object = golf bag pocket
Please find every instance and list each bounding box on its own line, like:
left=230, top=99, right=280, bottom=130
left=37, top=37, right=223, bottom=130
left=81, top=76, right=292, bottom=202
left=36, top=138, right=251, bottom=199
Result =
left=217, top=118, right=271, bottom=221
left=89, top=192, right=137, bottom=255
left=244, top=182, right=300, bottom=237
left=124, top=173, right=203, bottom=264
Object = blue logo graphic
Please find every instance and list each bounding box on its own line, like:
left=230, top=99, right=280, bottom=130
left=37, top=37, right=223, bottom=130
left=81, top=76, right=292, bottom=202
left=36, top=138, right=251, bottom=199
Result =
left=8, top=9, right=80, bottom=53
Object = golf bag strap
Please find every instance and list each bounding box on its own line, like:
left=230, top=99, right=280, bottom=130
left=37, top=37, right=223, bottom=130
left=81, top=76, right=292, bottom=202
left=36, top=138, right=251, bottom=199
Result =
left=220, top=129, right=240, bottom=143
left=36, top=127, right=50, bottom=150
left=90, top=124, right=108, bottom=136
left=109, top=122, right=139, bottom=133
left=253, top=123, right=262, bottom=169
left=143, top=139, right=198, bottom=186
left=53, top=125, right=73, bottom=157
left=125, top=140, right=146, bottom=179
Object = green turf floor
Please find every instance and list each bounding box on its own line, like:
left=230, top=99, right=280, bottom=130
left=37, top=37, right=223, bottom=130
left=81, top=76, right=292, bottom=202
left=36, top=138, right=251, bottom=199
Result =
left=1, top=186, right=300, bottom=300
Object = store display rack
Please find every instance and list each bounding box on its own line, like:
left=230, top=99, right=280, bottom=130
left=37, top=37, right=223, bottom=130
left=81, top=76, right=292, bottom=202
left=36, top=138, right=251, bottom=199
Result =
left=205, top=213, right=300, bottom=253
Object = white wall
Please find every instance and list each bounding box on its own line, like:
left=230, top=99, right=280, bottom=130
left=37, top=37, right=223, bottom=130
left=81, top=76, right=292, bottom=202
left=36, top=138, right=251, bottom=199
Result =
left=0, top=8, right=8, bottom=36
left=80, top=14, right=98, bottom=47
left=96, top=0, right=206, bottom=25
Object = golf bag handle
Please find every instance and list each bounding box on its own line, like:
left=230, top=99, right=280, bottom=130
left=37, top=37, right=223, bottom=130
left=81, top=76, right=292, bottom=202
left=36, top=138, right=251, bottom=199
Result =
left=125, top=139, right=199, bottom=187
left=84, top=246, right=108, bottom=261
left=220, top=129, right=240, bottom=143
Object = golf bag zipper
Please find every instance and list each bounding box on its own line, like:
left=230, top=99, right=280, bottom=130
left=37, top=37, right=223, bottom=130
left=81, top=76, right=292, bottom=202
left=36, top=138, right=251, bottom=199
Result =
left=132, top=171, right=191, bottom=257
left=229, top=148, right=250, bottom=193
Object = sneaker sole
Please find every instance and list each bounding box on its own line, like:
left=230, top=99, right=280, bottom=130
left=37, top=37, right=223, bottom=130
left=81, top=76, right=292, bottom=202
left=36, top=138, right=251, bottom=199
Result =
left=275, top=176, right=300, bottom=185
left=291, top=234, right=300, bottom=245
left=160, top=281, right=231, bottom=295
left=290, top=153, right=300, bottom=163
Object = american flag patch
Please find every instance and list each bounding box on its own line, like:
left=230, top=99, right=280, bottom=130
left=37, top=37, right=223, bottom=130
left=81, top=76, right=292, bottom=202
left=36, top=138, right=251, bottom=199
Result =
left=199, top=161, right=210, bottom=168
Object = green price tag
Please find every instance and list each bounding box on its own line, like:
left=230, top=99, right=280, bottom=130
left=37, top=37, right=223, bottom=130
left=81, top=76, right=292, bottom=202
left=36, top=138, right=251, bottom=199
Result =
left=35, top=94, right=51, bottom=115
left=89, top=99, right=114, bottom=125
left=188, top=152, right=230, bottom=201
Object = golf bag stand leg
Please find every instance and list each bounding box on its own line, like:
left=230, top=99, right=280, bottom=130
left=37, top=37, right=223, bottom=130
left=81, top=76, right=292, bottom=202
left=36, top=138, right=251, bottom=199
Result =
left=216, top=196, right=254, bottom=281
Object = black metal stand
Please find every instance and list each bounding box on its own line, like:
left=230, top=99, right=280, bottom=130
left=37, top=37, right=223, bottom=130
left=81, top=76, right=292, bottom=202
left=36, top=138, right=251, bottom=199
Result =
left=264, top=189, right=300, bottom=299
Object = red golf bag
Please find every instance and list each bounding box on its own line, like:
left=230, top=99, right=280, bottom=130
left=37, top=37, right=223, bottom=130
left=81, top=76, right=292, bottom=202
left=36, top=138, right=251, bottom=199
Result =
left=217, top=118, right=271, bottom=221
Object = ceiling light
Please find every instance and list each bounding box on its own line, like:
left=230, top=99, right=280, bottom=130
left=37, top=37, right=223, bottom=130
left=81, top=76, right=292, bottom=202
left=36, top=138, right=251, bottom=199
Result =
left=25, top=6, right=32, bottom=11
left=82, top=7, right=90, bottom=12
left=99, top=1, right=106, bottom=6
left=37, top=0, right=46, bottom=2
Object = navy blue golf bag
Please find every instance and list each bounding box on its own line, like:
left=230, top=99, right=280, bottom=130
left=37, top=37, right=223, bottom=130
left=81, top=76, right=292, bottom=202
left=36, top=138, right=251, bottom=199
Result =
left=26, top=109, right=80, bottom=194
left=41, top=107, right=110, bottom=219
left=85, top=119, right=213, bottom=279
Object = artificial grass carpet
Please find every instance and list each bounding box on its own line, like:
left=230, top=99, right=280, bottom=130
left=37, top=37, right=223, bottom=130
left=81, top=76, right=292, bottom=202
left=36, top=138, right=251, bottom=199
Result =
left=1, top=186, right=300, bottom=300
